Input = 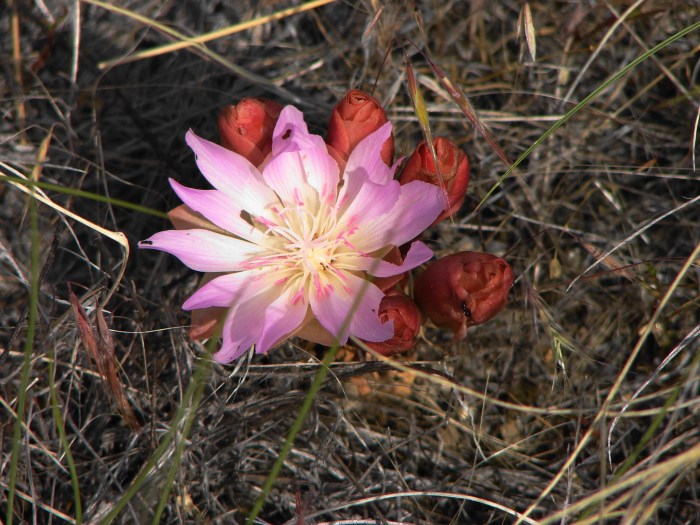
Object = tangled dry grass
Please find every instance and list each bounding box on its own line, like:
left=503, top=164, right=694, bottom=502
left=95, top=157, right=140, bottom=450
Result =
left=2, top=1, right=699, bottom=523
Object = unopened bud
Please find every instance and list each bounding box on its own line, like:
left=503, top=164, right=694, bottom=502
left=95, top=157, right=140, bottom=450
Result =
left=400, top=138, right=470, bottom=224
left=363, top=289, right=422, bottom=356
left=414, top=251, right=513, bottom=340
left=218, top=98, right=283, bottom=167
left=326, top=89, right=394, bottom=168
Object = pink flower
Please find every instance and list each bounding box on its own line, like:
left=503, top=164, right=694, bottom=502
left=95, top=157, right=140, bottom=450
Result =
left=139, top=106, right=444, bottom=363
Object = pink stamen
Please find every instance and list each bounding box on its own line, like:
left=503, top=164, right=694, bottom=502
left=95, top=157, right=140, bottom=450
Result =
left=291, top=289, right=305, bottom=305
left=257, top=216, right=276, bottom=228
left=313, top=274, right=323, bottom=295
left=293, top=187, right=303, bottom=206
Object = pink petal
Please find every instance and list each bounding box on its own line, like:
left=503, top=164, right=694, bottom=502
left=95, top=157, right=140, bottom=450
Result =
left=382, top=180, right=444, bottom=245
left=182, top=271, right=260, bottom=310
left=212, top=341, right=251, bottom=363
left=262, top=152, right=308, bottom=205
left=339, top=178, right=398, bottom=227
left=213, top=287, right=278, bottom=363
left=344, top=122, right=393, bottom=185
left=336, top=180, right=404, bottom=253
left=351, top=241, right=434, bottom=277
left=334, top=166, right=370, bottom=216
left=139, top=229, right=263, bottom=272
left=263, top=147, right=339, bottom=207
left=310, top=272, right=391, bottom=344
left=169, top=179, right=265, bottom=243
left=213, top=314, right=257, bottom=363
left=256, top=287, right=308, bottom=354
left=298, top=147, right=339, bottom=203
left=348, top=275, right=393, bottom=342
left=271, top=106, right=327, bottom=156
left=350, top=302, right=394, bottom=343
left=185, top=130, right=279, bottom=217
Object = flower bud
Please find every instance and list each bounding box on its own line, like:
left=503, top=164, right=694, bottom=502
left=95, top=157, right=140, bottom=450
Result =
left=414, top=251, right=513, bottom=341
left=326, top=89, right=394, bottom=168
left=399, top=138, right=470, bottom=224
left=218, top=98, right=283, bottom=167
left=362, top=289, right=422, bottom=356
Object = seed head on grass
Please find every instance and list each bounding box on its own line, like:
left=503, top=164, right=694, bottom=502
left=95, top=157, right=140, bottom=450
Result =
left=139, top=105, right=444, bottom=362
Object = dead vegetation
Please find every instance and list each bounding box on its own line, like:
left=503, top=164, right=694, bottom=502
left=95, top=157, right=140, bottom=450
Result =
left=2, top=1, right=699, bottom=523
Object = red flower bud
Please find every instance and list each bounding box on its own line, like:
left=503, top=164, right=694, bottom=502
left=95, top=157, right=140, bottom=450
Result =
left=326, top=89, right=394, bottom=169
left=414, top=251, right=513, bottom=341
left=218, top=98, right=283, bottom=167
left=363, top=289, right=422, bottom=356
left=399, top=138, right=470, bottom=224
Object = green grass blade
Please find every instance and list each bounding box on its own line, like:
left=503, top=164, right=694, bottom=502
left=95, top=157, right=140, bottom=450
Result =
left=100, top=343, right=214, bottom=525
left=244, top=343, right=341, bottom=525
left=5, top=163, right=41, bottom=525
left=0, top=172, right=168, bottom=219
left=48, top=347, right=83, bottom=523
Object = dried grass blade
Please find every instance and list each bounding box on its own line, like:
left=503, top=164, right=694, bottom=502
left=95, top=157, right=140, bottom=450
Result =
left=9, top=0, right=26, bottom=142
left=1, top=161, right=130, bottom=308
left=362, top=5, right=384, bottom=43
left=96, top=0, right=336, bottom=66
left=521, top=3, right=537, bottom=61
left=479, top=20, right=700, bottom=213
left=519, top=239, right=700, bottom=524
left=560, top=0, right=646, bottom=105
left=578, top=239, right=637, bottom=282
left=68, top=286, right=140, bottom=432
left=84, top=0, right=304, bottom=105
left=404, top=54, right=449, bottom=210
left=426, top=58, right=513, bottom=167
left=395, top=32, right=508, bottom=162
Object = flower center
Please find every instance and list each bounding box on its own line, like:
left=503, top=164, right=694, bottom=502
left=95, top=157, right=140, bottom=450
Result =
left=302, top=243, right=333, bottom=273
left=248, top=193, right=355, bottom=302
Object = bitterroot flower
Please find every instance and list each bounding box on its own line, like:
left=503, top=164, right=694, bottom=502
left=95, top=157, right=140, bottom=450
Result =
left=139, top=106, right=444, bottom=363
